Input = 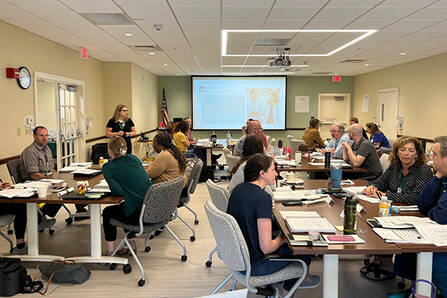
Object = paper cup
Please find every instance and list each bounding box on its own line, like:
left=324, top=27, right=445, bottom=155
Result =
left=37, top=185, right=48, bottom=198
left=295, top=152, right=302, bottom=164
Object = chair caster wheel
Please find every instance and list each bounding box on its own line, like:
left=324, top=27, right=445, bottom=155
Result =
left=10, top=248, right=13, bottom=254
left=194, top=220, right=199, bottom=225
left=109, top=263, right=117, bottom=270
left=49, top=229, right=54, bottom=235
left=190, top=236, right=195, bottom=242
left=7, top=230, right=13, bottom=235
left=181, top=255, right=187, bottom=262
left=138, top=279, right=145, bottom=287
left=205, top=261, right=212, bottom=267
left=65, top=218, right=73, bottom=225
left=145, top=246, right=151, bottom=253
left=123, top=264, right=132, bottom=274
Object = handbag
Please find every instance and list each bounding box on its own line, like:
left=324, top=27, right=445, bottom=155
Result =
left=410, top=279, right=436, bottom=298
left=0, top=258, right=43, bottom=296
left=38, top=260, right=90, bottom=285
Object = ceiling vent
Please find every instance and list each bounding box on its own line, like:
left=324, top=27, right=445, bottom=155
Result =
left=82, top=13, right=133, bottom=25
left=340, top=59, right=365, bottom=63
left=131, top=45, right=162, bottom=52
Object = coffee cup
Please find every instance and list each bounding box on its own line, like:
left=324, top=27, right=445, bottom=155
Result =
left=36, top=185, right=48, bottom=198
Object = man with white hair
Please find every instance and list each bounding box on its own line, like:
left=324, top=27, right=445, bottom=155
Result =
left=320, top=124, right=349, bottom=159
left=342, top=124, right=382, bottom=178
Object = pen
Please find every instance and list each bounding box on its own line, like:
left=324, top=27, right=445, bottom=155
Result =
left=376, top=191, right=382, bottom=200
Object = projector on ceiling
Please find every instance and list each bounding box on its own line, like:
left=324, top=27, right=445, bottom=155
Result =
left=268, top=48, right=291, bottom=67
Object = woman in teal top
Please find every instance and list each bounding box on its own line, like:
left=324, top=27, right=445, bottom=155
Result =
left=102, top=136, right=152, bottom=255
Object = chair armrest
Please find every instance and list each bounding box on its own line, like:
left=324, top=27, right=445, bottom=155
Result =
left=135, top=204, right=147, bottom=237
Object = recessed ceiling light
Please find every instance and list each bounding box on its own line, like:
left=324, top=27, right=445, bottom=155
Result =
left=124, top=33, right=133, bottom=37
left=163, top=63, right=168, bottom=66
left=400, top=52, right=407, bottom=56
left=148, top=52, right=155, bottom=55
left=364, top=63, right=370, bottom=66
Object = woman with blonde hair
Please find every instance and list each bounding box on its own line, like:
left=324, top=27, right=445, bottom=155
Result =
left=106, top=104, right=136, bottom=154
left=102, top=136, right=152, bottom=255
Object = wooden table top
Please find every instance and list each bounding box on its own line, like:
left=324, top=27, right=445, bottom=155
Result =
left=277, top=156, right=368, bottom=173
left=0, top=172, right=122, bottom=205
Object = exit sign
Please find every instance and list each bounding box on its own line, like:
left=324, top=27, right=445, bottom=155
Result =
left=332, top=75, right=341, bottom=82
left=81, top=48, right=88, bottom=59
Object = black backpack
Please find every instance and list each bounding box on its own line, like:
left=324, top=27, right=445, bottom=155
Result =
left=0, top=258, right=43, bottom=296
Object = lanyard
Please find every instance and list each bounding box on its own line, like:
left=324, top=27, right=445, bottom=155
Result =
left=397, top=171, right=408, bottom=194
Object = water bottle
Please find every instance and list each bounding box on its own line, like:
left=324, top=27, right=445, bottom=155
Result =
left=226, top=130, right=232, bottom=145
left=343, top=196, right=357, bottom=234
left=210, top=131, right=217, bottom=144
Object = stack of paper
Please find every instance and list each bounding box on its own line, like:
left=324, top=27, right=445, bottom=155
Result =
left=59, top=162, right=93, bottom=173
left=72, top=168, right=101, bottom=175
left=343, top=186, right=366, bottom=196
left=89, top=179, right=111, bottom=193
left=374, top=216, right=435, bottom=229
left=273, top=190, right=322, bottom=201
left=276, top=160, right=297, bottom=166
left=274, top=186, right=292, bottom=192
left=373, top=228, right=431, bottom=244
left=280, top=211, right=321, bottom=219
left=40, top=179, right=65, bottom=184
left=414, top=224, right=447, bottom=247
left=0, top=188, right=36, bottom=198
left=286, top=217, right=336, bottom=233
left=14, top=181, right=51, bottom=189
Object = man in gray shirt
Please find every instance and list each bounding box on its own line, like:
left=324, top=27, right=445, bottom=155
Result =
left=235, top=121, right=259, bottom=156
left=342, top=124, right=382, bottom=179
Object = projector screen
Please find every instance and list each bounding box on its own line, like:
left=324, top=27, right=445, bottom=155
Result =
left=192, top=76, right=286, bottom=130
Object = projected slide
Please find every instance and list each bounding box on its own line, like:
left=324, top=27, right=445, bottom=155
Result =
left=192, top=76, right=286, bottom=130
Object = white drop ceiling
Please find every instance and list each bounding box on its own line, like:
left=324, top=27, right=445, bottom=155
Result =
left=2, top=0, right=447, bottom=76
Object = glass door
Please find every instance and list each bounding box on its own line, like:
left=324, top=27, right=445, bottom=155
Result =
left=57, top=84, right=82, bottom=169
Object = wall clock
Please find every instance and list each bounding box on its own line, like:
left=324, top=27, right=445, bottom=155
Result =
left=17, top=66, right=31, bottom=89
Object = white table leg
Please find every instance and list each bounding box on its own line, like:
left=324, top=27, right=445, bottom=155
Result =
left=67, top=204, right=127, bottom=265
left=9, top=203, right=64, bottom=262
left=323, top=254, right=339, bottom=298
left=416, top=252, right=433, bottom=296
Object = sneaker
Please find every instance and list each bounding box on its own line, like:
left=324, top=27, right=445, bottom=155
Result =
left=299, top=275, right=320, bottom=289
left=11, top=245, right=27, bottom=255
left=116, top=240, right=136, bottom=256
left=38, top=218, right=56, bottom=232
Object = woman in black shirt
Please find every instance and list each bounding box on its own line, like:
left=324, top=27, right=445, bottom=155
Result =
left=106, top=104, right=136, bottom=154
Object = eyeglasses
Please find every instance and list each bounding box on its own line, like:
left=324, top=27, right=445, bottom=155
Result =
left=121, top=109, right=128, bottom=112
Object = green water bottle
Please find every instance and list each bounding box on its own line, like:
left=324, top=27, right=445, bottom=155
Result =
left=343, top=195, right=357, bottom=235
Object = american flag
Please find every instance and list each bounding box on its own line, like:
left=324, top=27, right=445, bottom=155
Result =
left=161, top=87, right=169, bottom=127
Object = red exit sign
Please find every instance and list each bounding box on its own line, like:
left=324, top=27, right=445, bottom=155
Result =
left=332, top=75, right=341, bottom=82
left=81, top=48, right=88, bottom=59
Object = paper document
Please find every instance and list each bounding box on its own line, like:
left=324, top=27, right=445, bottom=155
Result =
left=343, top=186, right=366, bottom=196
left=373, top=228, right=431, bottom=244
left=280, top=211, right=321, bottom=219
left=414, top=224, right=447, bottom=247
left=70, top=162, right=92, bottom=167
left=0, top=188, right=35, bottom=198
left=375, top=216, right=436, bottom=229
left=274, top=186, right=292, bottom=192
left=14, top=181, right=51, bottom=189
left=355, top=195, right=380, bottom=204
left=301, top=196, right=332, bottom=205
left=340, top=179, right=355, bottom=186
left=273, top=190, right=321, bottom=201
left=59, top=166, right=81, bottom=173
left=309, top=162, right=325, bottom=166
left=40, top=179, right=65, bottom=184
left=286, top=217, right=336, bottom=233
left=276, top=160, right=297, bottom=166
left=72, top=168, right=101, bottom=175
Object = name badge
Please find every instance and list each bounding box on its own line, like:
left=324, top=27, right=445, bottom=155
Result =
left=397, top=187, right=402, bottom=194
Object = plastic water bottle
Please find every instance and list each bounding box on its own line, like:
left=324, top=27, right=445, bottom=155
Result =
left=226, top=130, right=232, bottom=145
left=343, top=196, right=357, bottom=234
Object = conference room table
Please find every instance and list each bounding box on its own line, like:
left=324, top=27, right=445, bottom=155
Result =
left=273, top=179, right=445, bottom=297
left=0, top=172, right=128, bottom=266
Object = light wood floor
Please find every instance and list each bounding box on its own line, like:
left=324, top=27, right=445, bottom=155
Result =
left=1, top=178, right=398, bottom=298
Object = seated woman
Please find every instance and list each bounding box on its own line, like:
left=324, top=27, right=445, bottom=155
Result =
left=145, top=133, right=187, bottom=185
left=366, top=123, right=391, bottom=149
left=361, top=137, right=433, bottom=280
left=302, top=118, right=324, bottom=151
left=0, top=180, right=27, bottom=255
left=102, top=136, right=153, bottom=255
left=173, top=121, right=191, bottom=156
left=227, top=135, right=265, bottom=193
left=227, top=154, right=319, bottom=294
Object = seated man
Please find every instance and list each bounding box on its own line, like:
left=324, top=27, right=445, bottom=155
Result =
left=227, top=154, right=319, bottom=294
left=19, top=126, right=86, bottom=218
left=342, top=124, right=382, bottom=179
left=350, top=117, right=368, bottom=139
left=235, top=121, right=259, bottom=157
left=320, top=124, right=349, bottom=159
left=415, top=136, right=447, bottom=296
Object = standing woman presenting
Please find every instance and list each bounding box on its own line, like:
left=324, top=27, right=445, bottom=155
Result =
left=106, top=104, right=136, bottom=154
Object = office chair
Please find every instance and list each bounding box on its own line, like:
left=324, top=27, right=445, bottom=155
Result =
left=223, top=147, right=240, bottom=174
left=290, top=139, right=305, bottom=160
left=379, top=153, right=391, bottom=172
left=204, top=179, right=229, bottom=267
left=204, top=201, right=307, bottom=297
left=0, top=215, right=15, bottom=253
left=109, top=177, right=185, bottom=287
left=6, top=159, right=56, bottom=234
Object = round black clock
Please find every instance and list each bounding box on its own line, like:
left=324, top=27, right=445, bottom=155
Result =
left=17, top=66, right=31, bottom=89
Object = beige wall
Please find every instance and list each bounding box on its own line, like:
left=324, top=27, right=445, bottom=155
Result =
left=131, top=64, right=158, bottom=135
left=353, top=52, right=447, bottom=139
left=35, top=80, right=58, bottom=130
left=103, top=62, right=132, bottom=124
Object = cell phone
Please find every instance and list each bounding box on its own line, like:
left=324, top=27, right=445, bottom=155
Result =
left=366, top=218, right=382, bottom=228
left=282, top=201, right=303, bottom=206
